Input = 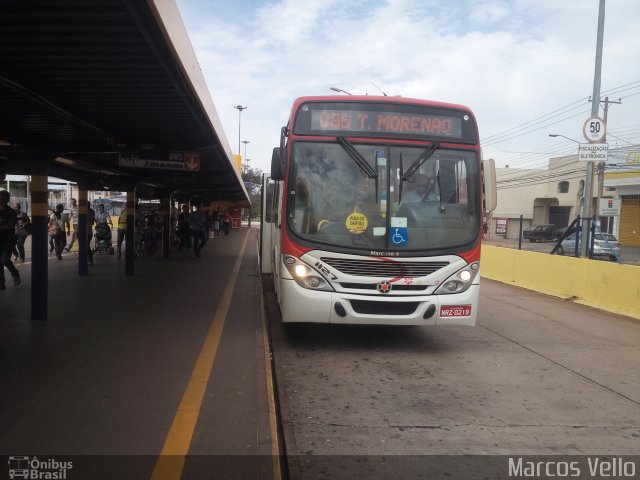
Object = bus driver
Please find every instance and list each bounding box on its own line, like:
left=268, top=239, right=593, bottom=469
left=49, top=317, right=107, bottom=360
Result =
left=401, top=172, right=439, bottom=203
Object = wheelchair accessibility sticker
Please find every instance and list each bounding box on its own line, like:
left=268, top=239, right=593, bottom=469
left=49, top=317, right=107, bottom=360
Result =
left=390, top=217, right=408, bottom=246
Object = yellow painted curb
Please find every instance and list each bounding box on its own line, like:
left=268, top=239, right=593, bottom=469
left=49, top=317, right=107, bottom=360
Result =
left=481, top=245, right=640, bottom=320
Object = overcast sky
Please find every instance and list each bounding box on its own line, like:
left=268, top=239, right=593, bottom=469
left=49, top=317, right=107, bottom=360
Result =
left=175, top=0, right=640, bottom=173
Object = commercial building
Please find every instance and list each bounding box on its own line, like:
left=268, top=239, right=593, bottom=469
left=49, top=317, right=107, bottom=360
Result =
left=489, top=147, right=640, bottom=247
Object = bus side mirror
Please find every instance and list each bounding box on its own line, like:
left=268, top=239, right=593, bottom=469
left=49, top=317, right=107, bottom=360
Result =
left=271, top=147, right=284, bottom=180
left=482, top=158, right=497, bottom=212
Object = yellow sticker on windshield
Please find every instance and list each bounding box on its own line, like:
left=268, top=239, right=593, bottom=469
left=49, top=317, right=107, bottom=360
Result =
left=346, top=212, right=368, bottom=234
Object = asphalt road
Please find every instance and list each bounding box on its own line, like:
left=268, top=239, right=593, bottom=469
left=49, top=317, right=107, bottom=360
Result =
left=265, top=279, right=640, bottom=479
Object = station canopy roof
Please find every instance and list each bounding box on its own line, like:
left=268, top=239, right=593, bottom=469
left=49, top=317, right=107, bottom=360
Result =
left=0, top=0, right=249, bottom=206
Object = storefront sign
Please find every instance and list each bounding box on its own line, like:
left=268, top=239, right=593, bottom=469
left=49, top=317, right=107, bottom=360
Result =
left=495, top=218, right=507, bottom=235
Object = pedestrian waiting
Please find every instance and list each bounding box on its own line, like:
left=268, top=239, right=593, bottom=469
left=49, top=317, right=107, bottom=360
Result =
left=188, top=204, right=208, bottom=257
left=12, top=202, right=31, bottom=262
left=0, top=190, right=21, bottom=289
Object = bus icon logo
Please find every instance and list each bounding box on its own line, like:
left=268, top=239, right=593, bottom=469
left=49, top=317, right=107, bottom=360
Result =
left=377, top=280, right=392, bottom=293
left=8, top=456, right=30, bottom=479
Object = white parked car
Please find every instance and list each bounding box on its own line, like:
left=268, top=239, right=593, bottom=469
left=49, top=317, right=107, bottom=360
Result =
left=558, top=232, right=620, bottom=261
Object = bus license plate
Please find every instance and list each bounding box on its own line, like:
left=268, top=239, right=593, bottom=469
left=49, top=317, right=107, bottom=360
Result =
left=440, top=305, right=472, bottom=317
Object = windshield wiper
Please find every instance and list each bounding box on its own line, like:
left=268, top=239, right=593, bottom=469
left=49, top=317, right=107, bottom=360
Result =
left=400, top=141, right=440, bottom=182
left=337, top=136, right=379, bottom=202
left=336, top=136, right=378, bottom=179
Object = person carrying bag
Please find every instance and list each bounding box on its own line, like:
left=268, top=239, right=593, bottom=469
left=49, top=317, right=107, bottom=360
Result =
left=48, top=220, right=61, bottom=237
left=48, top=204, right=67, bottom=260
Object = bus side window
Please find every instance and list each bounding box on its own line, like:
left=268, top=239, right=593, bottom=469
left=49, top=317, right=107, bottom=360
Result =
left=274, top=181, right=283, bottom=228
left=292, top=179, right=312, bottom=233
left=263, top=181, right=275, bottom=224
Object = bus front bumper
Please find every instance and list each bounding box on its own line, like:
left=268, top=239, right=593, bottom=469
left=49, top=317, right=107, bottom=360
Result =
left=279, top=278, right=479, bottom=326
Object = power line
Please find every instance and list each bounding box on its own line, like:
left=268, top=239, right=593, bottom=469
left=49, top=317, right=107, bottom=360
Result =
left=606, top=132, right=637, bottom=146
left=488, top=121, right=640, bottom=169
left=482, top=104, right=590, bottom=145
left=497, top=165, right=587, bottom=185
left=498, top=173, right=586, bottom=190
left=495, top=124, right=640, bottom=168
left=491, top=142, right=580, bottom=169
left=600, top=80, right=640, bottom=96
left=481, top=80, right=640, bottom=146
left=495, top=148, right=640, bottom=190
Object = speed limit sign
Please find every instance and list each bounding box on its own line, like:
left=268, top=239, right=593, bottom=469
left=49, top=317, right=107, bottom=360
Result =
left=583, top=116, right=606, bottom=143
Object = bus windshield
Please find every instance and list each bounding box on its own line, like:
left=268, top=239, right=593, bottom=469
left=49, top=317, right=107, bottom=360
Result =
left=287, top=141, right=480, bottom=253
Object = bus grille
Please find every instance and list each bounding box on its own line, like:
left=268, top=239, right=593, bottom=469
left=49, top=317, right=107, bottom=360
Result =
left=320, top=257, right=449, bottom=277
left=340, top=283, right=428, bottom=291
left=350, top=300, right=419, bottom=315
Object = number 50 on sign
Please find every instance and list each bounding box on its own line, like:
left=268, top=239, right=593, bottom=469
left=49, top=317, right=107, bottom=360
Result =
left=583, top=116, right=606, bottom=143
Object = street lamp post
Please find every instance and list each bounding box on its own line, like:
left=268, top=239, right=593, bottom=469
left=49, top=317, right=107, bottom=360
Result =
left=241, top=140, right=250, bottom=173
left=234, top=105, right=247, bottom=155
left=330, top=86, right=352, bottom=95
left=549, top=134, right=579, bottom=143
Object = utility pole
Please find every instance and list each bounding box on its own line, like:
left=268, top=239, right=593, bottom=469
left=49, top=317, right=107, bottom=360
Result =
left=580, top=0, right=606, bottom=258
left=601, top=96, right=622, bottom=135
left=592, top=96, right=622, bottom=196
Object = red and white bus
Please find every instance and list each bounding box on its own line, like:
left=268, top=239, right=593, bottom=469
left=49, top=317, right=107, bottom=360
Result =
left=261, top=95, right=496, bottom=325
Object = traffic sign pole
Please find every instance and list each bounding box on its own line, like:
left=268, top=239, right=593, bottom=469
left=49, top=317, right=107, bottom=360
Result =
left=579, top=0, right=605, bottom=258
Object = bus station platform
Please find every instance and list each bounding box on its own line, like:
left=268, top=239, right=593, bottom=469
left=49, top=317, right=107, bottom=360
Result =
left=0, top=226, right=282, bottom=480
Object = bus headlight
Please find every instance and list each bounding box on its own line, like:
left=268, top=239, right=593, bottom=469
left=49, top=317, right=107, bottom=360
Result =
left=283, top=255, right=334, bottom=291
left=434, top=261, right=479, bottom=295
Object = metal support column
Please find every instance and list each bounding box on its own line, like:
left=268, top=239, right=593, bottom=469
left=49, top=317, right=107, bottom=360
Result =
left=126, top=191, right=135, bottom=276
left=30, top=174, right=48, bottom=320
left=77, top=188, right=89, bottom=275
left=161, top=198, right=170, bottom=258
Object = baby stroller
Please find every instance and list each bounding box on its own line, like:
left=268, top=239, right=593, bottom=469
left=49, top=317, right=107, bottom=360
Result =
left=94, top=223, right=115, bottom=255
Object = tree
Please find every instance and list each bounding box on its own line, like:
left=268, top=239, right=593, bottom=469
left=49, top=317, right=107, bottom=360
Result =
left=241, top=165, right=263, bottom=217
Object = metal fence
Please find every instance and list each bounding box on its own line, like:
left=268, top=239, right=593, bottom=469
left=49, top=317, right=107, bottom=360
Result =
left=485, top=214, right=639, bottom=266
left=7, top=192, right=75, bottom=216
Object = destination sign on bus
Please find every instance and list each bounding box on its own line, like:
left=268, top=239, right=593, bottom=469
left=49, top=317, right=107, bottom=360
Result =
left=309, top=109, right=463, bottom=138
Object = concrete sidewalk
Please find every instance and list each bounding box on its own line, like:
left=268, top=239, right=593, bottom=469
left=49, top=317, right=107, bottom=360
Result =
left=0, top=227, right=279, bottom=479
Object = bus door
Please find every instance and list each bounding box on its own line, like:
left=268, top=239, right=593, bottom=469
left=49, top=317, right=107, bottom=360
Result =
left=260, top=175, right=275, bottom=274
